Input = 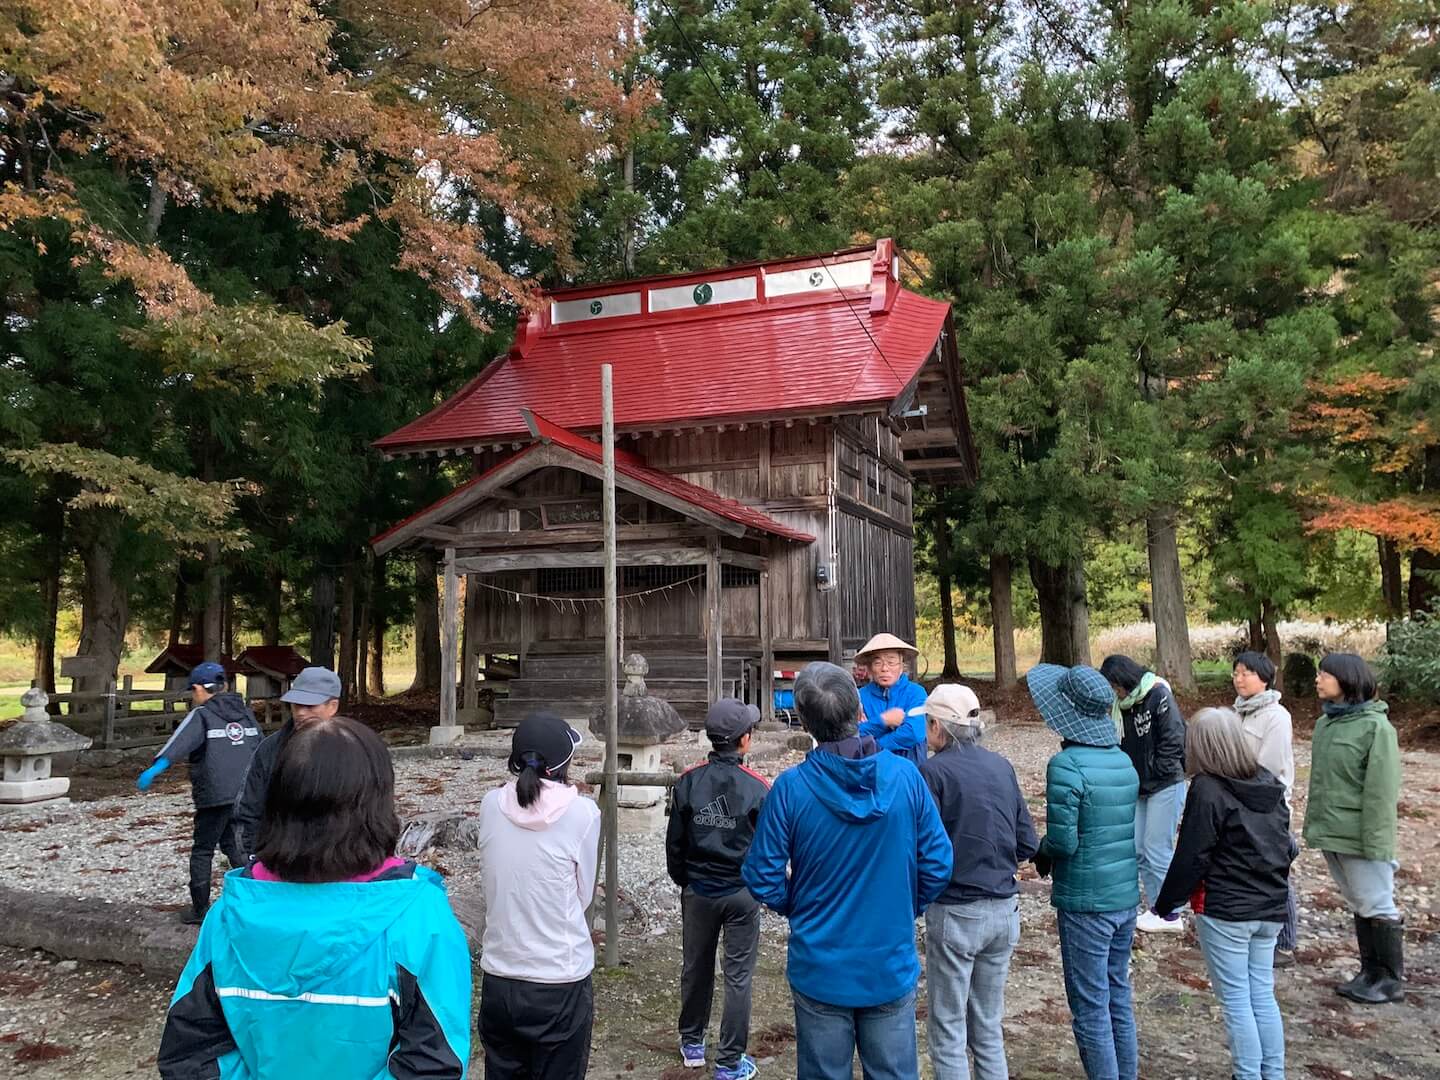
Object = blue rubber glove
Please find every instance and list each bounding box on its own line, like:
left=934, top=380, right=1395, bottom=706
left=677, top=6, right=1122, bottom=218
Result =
left=137, top=757, right=170, bottom=791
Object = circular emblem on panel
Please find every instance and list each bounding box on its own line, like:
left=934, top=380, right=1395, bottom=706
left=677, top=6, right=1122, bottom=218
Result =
left=225, top=721, right=245, bottom=744
left=692, top=283, right=713, bottom=305
left=808, top=270, right=824, bottom=287
left=589, top=299, right=604, bottom=316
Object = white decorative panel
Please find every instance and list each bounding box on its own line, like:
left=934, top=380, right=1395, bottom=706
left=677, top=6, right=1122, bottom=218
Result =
left=649, top=275, right=757, bottom=312
left=551, top=291, right=642, bottom=324
left=764, top=257, right=871, bottom=297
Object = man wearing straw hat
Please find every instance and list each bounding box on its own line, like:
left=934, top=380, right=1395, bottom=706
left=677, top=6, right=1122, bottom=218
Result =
left=919, top=684, right=1038, bottom=1080
left=855, top=633, right=929, bottom=766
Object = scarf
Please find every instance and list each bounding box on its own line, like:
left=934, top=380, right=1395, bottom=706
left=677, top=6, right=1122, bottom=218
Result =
left=1235, top=688, right=1282, bottom=716
left=1322, top=700, right=1368, bottom=718
left=1110, top=670, right=1158, bottom=736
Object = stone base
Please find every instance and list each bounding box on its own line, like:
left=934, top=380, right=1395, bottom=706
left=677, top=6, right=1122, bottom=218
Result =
left=429, top=725, right=466, bottom=746
left=0, top=777, right=69, bottom=803
left=0, top=796, right=70, bottom=814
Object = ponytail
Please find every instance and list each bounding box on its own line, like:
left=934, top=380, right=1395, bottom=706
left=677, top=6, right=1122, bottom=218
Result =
left=514, top=752, right=546, bottom=807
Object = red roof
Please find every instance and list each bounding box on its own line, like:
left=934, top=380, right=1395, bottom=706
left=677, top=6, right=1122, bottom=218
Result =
left=369, top=413, right=815, bottom=552
left=144, top=644, right=241, bottom=676
left=236, top=646, right=311, bottom=679
left=375, top=239, right=949, bottom=453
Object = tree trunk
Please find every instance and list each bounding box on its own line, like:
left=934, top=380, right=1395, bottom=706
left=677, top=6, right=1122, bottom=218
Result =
left=1247, top=605, right=1265, bottom=653
left=33, top=493, right=64, bottom=698
left=74, top=512, right=129, bottom=707
left=1378, top=536, right=1404, bottom=617
left=338, top=561, right=358, bottom=704
left=168, top=568, right=188, bottom=647
left=1262, top=598, right=1283, bottom=692
left=310, top=567, right=337, bottom=670
left=367, top=554, right=386, bottom=698
left=263, top=569, right=282, bottom=646
left=990, top=552, right=1018, bottom=690
left=356, top=556, right=372, bottom=704
left=1146, top=507, right=1195, bottom=692
left=1411, top=446, right=1440, bottom=613
left=202, top=540, right=223, bottom=662
left=934, top=509, right=960, bottom=679
left=1030, top=555, right=1091, bottom=667
left=410, top=551, right=441, bottom=693
left=222, top=586, right=235, bottom=657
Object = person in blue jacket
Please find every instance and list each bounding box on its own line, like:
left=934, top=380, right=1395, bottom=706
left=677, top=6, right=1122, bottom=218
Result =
left=855, top=633, right=929, bottom=765
left=742, top=661, right=952, bottom=1080
left=157, top=716, right=471, bottom=1079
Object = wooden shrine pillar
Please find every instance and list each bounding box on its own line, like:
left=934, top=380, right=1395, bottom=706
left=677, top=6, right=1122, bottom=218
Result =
left=461, top=577, right=479, bottom=714
left=759, top=564, right=774, bottom=723
left=440, top=547, right=458, bottom=728
left=706, top=535, right=723, bottom=703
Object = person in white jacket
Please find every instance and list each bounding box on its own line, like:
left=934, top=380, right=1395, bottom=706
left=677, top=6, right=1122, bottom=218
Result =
left=1233, top=651, right=1298, bottom=965
left=477, top=710, right=601, bottom=1079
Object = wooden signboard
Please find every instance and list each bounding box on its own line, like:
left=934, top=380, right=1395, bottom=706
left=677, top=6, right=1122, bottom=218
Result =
left=60, top=655, right=101, bottom=679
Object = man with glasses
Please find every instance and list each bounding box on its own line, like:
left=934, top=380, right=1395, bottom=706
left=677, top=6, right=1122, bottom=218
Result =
left=855, top=634, right=929, bottom=766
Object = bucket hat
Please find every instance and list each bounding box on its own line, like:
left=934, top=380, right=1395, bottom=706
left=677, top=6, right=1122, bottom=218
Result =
left=1026, top=663, right=1118, bottom=747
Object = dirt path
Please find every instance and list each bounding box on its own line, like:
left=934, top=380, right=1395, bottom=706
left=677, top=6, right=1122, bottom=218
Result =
left=2, top=720, right=1437, bottom=1078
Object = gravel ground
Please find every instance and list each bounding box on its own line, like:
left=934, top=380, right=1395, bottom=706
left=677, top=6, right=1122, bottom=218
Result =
left=2, top=716, right=1438, bottom=1079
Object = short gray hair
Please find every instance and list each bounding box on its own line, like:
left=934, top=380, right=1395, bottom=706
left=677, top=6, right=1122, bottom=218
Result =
left=794, top=662, right=861, bottom=744
left=1186, top=707, right=1258, bottom=780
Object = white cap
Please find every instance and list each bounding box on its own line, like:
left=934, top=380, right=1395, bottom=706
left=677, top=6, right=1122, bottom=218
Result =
left=926, top=683, right=983, bottom=729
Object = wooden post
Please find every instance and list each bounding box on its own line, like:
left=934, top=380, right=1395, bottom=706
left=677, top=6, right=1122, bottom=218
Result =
left=102, top=677, right=116, bottom=749
left=706, top=535, right=722, bottom=702
left=441, top=547, right=458, bottom=729
left=760, top=568, right=774, bottom=723
left=601, top=364, right=620, bottom=969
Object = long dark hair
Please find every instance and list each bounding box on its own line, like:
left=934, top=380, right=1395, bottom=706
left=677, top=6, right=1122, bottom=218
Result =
left=1319, top=653, right=1378, bottom=705
left=1099, top=654, right=1147, bottom=694
left=256, top=717, right=400, bottom=882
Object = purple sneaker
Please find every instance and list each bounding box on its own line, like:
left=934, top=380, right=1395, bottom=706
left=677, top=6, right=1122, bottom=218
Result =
left=681, top=1042, right=706, bottom=1069
left=715, top=1055, right=758, bottom=1080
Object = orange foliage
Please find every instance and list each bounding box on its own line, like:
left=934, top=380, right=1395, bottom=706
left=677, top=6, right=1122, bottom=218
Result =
left=0, top=0, right=647, bottom=325
left=1309, top=496, right=1440, bottom=550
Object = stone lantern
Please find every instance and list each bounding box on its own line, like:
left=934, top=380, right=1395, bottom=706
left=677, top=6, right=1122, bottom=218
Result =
left=0, top=688, right=92, bottom=810
left=588, top=653, right=686, bottom=808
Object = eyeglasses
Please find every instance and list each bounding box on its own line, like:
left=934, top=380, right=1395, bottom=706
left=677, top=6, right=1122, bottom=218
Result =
left=868, top=657, right=905, bottom=670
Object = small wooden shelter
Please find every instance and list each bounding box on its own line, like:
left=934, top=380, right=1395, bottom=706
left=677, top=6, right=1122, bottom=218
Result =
left=373, top=239, right=976, bottom=726
left=235, top=645, right=311, bottom=701
left=143, top=645, right=241, bottom=693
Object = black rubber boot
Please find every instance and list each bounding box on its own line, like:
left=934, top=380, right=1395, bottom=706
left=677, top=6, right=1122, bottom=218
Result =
left=181, top=884, right=209, bottom=926
left=1340, top=918, right=1405, bottom=1004
left=1335, top=915, right=1372, bottom=997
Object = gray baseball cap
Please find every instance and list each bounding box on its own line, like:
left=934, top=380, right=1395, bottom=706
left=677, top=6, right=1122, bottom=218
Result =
left=706, top=698, right=760, bottom=744
left=281, top=666, right=342, bottom=705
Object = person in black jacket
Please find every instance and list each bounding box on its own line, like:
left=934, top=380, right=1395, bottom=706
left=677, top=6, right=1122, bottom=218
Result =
left=136, top=662, right=261, bottom=923
left=1154, top=707, right=1294, bottom=1080
left=1101, top=654, right=1187, bottom=934
left=919, top=684, right=1037, bottom=1080
left=666, top=699, right=770, bottom=1079
left=231, top=666, right=341, bottom=859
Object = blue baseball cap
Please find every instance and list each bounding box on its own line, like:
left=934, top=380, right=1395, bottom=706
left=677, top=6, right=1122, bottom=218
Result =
left=187, top=661, right=227, bottom=689
left=281, top=666, right=342, bottom=705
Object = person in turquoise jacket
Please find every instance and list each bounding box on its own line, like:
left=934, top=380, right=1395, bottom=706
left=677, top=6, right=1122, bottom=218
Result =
left=1028, top=663, right=1141, bottom=1080
left=157, top=716, right=471, bottom=1079
left=855, top=633, right=929, bottom=766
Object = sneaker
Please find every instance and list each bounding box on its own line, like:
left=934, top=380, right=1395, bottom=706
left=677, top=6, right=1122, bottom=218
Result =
left=681, top=1042, right=706, bottom=1069
left=1137, top=910, right=1184, bottom=934
left=715, top=1055, right=758, bottom=1080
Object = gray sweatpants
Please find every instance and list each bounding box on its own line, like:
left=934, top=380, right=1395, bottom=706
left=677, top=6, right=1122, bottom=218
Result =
left=679, top=887, right=761, bottom=1069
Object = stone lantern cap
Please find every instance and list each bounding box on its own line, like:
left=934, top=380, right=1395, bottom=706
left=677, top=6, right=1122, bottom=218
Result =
left=588, top=653, right=687, bottom=746
left=0, top=689, right=92, bottom=756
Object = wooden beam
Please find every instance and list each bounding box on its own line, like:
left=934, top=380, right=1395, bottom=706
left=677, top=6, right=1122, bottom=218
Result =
left=760, top=560, right=774, bottom=724
left=418, top=525, right=467, bottom=545
left=905, top=456, right=968, bottom=471
left=440, top=547, right=458, bottom=728
left=456, top=547, right=708, bottom=574
left=898, top=427, right=960, bottom=450
left=456, top=523, right=710, bottom=550
left=706, top=535, right=723, bottom=703
left=717, top=549, right=769, bottom=571
left=836, top=493, right=915, bottom=539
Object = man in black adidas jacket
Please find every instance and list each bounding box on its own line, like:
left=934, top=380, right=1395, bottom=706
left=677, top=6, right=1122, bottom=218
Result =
left=666, top=699, right=770, bottom=1078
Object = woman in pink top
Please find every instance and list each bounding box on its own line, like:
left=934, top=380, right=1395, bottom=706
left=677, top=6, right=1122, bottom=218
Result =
left=477, top=710, right=601, bottom=1080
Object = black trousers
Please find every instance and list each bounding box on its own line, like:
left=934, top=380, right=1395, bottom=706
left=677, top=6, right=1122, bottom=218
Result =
left=190, top=804, right=244, bottom=910
left=479, top=972, right=593, bottom=1080
left=679, top=887, right=761, bottom=1068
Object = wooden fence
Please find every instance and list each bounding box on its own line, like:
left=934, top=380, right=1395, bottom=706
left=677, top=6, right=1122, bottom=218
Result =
left=46, top=676, right=289, bottom=750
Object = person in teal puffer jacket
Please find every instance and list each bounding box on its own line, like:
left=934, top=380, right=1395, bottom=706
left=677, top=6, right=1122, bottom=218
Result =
left=1028, top=664, right=1140, bottom=1080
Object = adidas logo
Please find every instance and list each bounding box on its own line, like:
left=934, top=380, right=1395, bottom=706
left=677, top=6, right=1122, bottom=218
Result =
left=693, top=795, right=736, bottom=829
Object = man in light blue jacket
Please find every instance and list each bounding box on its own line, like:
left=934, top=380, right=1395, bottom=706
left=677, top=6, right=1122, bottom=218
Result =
left=743, top=662, right=952, bottom=1080
left=855, top=633, right=929, bottom=766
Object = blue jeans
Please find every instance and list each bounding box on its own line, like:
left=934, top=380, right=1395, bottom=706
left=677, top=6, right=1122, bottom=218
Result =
left=792, top=986, right=918, bottom=1080
left=1194, top=916, right=1285, bottom=1080
left=1056, top=910, right=1138, bottom=1080
left=925, top=897, right=1020, bottom=1080
left=1135, top=781, right=1186, bottom=907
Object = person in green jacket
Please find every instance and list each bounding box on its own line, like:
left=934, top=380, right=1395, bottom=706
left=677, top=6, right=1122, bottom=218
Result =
left=1305, top=652, right=1404, bottom=1004
left=1028, top=664, right=1141, bottom=1080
